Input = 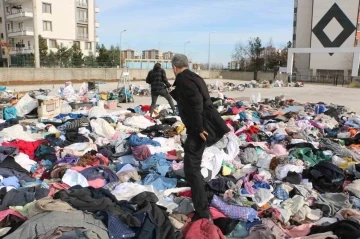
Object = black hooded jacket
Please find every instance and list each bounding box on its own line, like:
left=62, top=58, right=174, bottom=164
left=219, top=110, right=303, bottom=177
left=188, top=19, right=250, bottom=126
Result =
left=146, top=68, right=171, bottom=94
left=170, top=69, right=229, bottom=145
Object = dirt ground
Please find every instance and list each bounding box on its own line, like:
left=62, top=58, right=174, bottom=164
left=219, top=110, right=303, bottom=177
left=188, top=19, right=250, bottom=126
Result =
left=6, top=79, right=360, bottom=113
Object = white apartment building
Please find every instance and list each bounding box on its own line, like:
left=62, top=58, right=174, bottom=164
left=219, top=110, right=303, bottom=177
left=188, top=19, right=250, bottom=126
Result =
left=293, top=0, right=359, bottom=77
left=0, top=0, right=99, bottom=66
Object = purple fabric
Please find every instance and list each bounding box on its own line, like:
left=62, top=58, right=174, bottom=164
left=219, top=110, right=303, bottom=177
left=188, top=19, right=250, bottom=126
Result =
left=210, top=195, right=258, bottom=222
left=57, top=156, right=79, bottom=165
left=132, top=145, right=151, bottom=161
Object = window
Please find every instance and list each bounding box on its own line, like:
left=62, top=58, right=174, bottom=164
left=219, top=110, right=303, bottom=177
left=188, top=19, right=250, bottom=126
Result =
left=18, top=22, right=23, bottom=29
left=77, top=9, right=88, bottom=22
left=43, top=21, right=52, bottom=31
left=85, top=42, right=91, bottom=50
left=49, top=39, right=57, bottom=48
left=28, top=41, right=30, bottom=49
left=77, top=26, right=88, bottom=38
left=0, top=17, right=2, bottom=23
left=0, top=33, right=3, bottom=39
left=42, top=3, right=52, bottom=13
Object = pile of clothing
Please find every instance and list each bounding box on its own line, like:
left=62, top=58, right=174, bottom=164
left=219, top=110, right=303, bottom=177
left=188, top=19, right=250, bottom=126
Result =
left=0, top=96, right=359, bottom=239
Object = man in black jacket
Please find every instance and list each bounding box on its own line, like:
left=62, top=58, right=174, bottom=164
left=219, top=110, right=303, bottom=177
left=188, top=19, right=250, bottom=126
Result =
left=146, top=63, right=176, bottom=117
left=170, top=54, right=230, bottom=221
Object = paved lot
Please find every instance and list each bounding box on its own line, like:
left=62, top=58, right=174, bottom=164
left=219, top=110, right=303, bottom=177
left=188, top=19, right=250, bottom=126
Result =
left=7, top=79, right=360, bottom=113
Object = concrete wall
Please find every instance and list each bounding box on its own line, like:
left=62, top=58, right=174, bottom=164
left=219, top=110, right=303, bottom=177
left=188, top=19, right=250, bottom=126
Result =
left=0, top=68, right=284, bottom=84
left=310, top=0, right=358, bottom=71
left=294, top=0, right=313, bottom=74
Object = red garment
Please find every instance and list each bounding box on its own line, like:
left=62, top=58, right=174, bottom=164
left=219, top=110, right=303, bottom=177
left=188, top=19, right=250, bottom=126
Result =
left=182, top=217, right=225, bottom=239
left=2, top=140, right=45, bottom=159
left=247, top=125, right=259, bottom=135
left=232, top=107, right=245, bottom=115
left=141, top=105, right=151, bottom=112
left=167, top=150, right=177, bottom=156
left=0, top=209, right=27, bottom=222
left=209, top=207, right=226, bottom=220
left=178, top=190, right=192, bottom=198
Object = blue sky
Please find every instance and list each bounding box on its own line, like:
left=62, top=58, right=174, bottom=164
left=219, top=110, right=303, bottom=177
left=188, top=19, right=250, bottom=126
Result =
left=96, top=0, right=294, bottom=65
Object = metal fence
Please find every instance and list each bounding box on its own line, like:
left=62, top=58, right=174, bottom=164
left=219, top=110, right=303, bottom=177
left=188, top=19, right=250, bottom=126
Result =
left=292, top=74, right=353, bottom=86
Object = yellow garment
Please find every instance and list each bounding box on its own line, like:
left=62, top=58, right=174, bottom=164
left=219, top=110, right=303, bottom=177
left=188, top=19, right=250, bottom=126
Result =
left=338, top=162, right=359, bottom=169
left=176, top=124, right=185, bottom=134
left=222, top=165, right=232, bottom=176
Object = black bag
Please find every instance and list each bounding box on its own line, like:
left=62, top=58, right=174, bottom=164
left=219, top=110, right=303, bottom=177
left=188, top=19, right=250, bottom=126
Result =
left=309, top=161, right=345, bottom=193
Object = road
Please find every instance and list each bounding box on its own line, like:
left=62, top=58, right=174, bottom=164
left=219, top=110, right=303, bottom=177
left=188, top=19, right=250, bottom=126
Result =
left=6, top=79, right=360, bottom=113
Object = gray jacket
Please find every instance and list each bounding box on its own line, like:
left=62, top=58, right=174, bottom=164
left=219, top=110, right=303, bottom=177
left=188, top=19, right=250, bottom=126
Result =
left=4, top=211, right=109, bottom=239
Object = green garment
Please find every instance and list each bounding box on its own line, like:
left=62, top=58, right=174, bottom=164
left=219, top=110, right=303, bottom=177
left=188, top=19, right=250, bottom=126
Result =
left=290, top=148, right=331, bottom=167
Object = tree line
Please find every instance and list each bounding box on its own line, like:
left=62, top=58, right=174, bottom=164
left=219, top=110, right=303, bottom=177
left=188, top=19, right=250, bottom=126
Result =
left=39, top=35, right=123, bottom=68
left=232, top=37, right=291, bottom=73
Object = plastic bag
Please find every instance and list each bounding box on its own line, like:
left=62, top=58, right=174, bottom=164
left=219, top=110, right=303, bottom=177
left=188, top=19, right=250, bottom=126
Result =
left=79, top=82, right=88, bottom=96
left=15, top=93, right=38, bottom=117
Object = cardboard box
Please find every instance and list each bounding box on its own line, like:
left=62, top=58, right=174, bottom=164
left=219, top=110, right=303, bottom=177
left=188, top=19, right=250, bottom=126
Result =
left=37, top=97, right=60, bottom=118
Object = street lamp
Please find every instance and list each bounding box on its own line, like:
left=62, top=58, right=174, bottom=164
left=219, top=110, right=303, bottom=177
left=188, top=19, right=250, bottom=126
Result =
left=208, top=31, right=215, bottom=79
left=184, top=41, right=190, bottom=55
left=119, top=29, right=126, bottom=67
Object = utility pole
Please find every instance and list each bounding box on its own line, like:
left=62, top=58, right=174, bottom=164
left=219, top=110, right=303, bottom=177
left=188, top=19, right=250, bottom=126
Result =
left=119, top=29, right=126, bottom=67
left=208, top=31, right=215, bottom=79
left=33, top=0, right=40, bottom=68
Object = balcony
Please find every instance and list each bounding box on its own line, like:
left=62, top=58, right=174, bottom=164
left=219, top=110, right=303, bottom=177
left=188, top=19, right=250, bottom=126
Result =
left=78, top=18, right=88, bottom=24
left=5, top=0, right=29, bottom=4
left=9, top=47, right=34, bottom=55
left=95, top=6, right=100, bottom=13
left=77, top=33, right=88, bottom=40
left=95, top=21, right=100, bottom=28
left=8, top=27, right=34, bottom=38
left=76, top=0, right=88, bottom=8
left=6, top=8, right=33, bottom=21
left=96, top=36, right=99, bottom=42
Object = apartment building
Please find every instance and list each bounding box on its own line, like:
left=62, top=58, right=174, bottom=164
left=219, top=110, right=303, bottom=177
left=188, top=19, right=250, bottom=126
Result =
left=142, top=49, right=163, bottom=59
left=163, top=51, right=174, bottom=60
left=0, top=0, right=100, bottom=66
left=293, top=0, right=359, bottom=76
left=122, top=49, right=140, bottom=60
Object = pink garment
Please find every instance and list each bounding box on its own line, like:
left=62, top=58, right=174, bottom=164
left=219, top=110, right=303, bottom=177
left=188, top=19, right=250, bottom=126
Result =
left=235, top=126, right=248, bottom=136
left=253, top=174, right=268, bottom=183
left=309, top=120, right=324, bottom=130
left=209, top=207, right=227, bottom=220
left=269, top=144, right=288, bottom=156
left=283, top=223, right=314, bottom=237
left=172, top=162, right=184, bottom=171
left=226, top=123, right=235, bottom=132
left=69, top=166, right=105, bottom=188
left=243, top=174, right=256, bottom=195
left=48, top=182, right=71, bottom=196
left=0, top=209, right=27, bottom=222
left=87, top=179, right=106, bottom=188
left=166, top=155, right=179, bottom=160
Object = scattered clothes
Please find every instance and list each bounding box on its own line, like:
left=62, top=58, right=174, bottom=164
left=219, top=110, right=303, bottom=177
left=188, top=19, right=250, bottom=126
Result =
left=0, top=87, right=360, bottom=238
